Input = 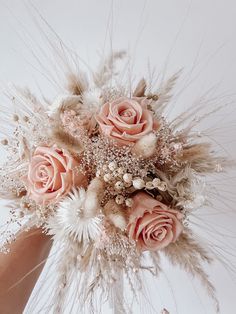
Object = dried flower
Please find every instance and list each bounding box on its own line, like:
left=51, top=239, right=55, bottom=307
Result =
left=96, top=97, right=159, bottom=145
left=128, top=192, right=184, bottom=251
left=49, top=188, right=102, bottom=242
left=23, top=145, right=87, bottom=204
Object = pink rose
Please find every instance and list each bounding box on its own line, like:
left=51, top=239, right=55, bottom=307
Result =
left=25, top=146, right=87, bottom=204
left=127, top=192, right=183, bottom=251
left=96, top=97, right=158, bottom=145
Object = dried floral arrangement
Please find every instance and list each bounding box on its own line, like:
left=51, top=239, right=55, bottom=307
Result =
left=0, top=49, right=233, bottom=313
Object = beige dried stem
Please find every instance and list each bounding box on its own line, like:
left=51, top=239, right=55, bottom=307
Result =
left=164, top=231, right=219, bottom=313
left=180, top=142, right=230, bottom=173
left=50, top=128, right=83, bottom=154
left=151, top=69, right=182, bottom=117
left=93, top=51, right=126, bottom=88
left=133, top=78, right=147, bottom=97
left=66, top=71, right=89, bottom=95
left=103, top=200, right=127, bottom=231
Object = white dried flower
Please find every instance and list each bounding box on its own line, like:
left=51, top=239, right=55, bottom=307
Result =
left=49, top=188, right=102, bottom=243
left=132, top=178, right=145, bottom=190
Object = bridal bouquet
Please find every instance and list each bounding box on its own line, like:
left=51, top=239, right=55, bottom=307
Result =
left=0, top=51, right=231, bottom=313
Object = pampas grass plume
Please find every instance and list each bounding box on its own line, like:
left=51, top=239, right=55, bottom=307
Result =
left=84, top=178, right=104, bottom=217
left=104, top=200, right=127, bottom=230
left=108, top=213, right=127, bottom=231
left=132, top=132, right=157, bottom=158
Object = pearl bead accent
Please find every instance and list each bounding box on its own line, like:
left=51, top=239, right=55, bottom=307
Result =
left=108, top=161, right=117, bottom=171
left=123, top=173, right=132, bottom=183
left=124, top=181, right=132, bottom=188
left=125, top=198, right=133, bottom=207
left=146, top=181, right=154, bottom=190
left=158, top=182, right=167, bottom=191
left=96, top=170, right=102, bottom=178
left=117, top=167, right=125, bottom=176
left=152, top=178, right=161, bottom=187
left=102, top=165, right=108, bottom=171
left=132, top=178, right=145, bottom=190
left=115, top=195, right=125, bottom=205
left=113, top=169, right=120, bottom=177
left=140, top=169, right=148, bottom=177
left=103, top=173, right=113, bottom=182
left=115, top=181, right=124, bottom=191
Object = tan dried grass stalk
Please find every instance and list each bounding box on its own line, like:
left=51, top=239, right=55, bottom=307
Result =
left=133, top=78, right=146, bottom=97
left=51, top=128, right=83, bottom=154
left=66, top=72, right=88, bottom=95
left=181, top=143, right=229, bottom=173
left=164, top=231, right=219, bottom=312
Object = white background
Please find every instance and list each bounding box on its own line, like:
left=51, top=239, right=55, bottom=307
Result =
left=0, top=1, right=236, bottom=313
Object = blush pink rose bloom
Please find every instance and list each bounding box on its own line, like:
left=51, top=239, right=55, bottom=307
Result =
left=128, top=192, right=183, bottom=251
left=96, top=97, right=159, bottom=145
left=24, top=146, right=87, bottom=204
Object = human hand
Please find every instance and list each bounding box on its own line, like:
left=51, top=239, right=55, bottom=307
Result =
left=0, top=228, right=52, bottom=314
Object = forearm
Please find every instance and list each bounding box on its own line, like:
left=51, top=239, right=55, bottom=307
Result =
left=0, top=228, right=52, bottom=314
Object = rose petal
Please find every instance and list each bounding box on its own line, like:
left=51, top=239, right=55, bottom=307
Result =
left=127, top=192, right=183, bottom=251
left=96, top=97, right=157, bottom=145
left=25, top=146, right=87, bottom=204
